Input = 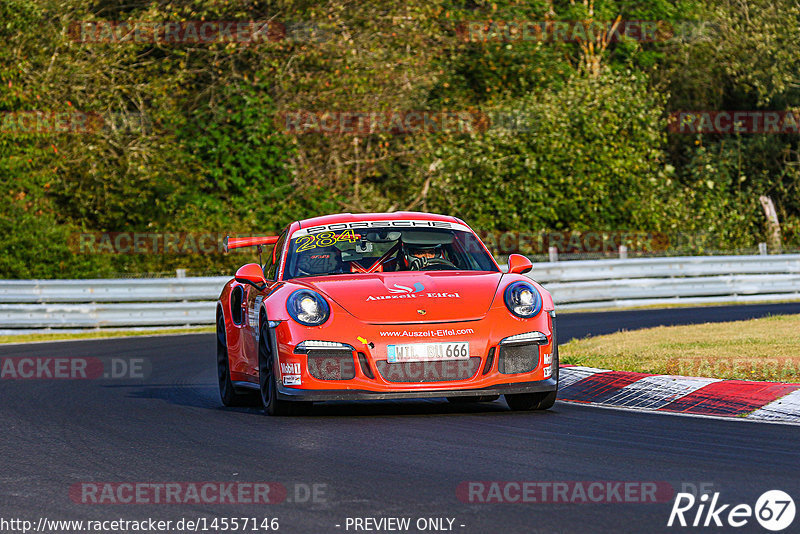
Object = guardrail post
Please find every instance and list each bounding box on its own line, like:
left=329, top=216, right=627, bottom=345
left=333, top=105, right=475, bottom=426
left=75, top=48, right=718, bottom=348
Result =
left=758, top=242, right=768, bottom=255
left=548, top=246, right=558, bottom=262
left=619, top=245, right=628, bottom=259
left=176, top=269, right=187, bottom=278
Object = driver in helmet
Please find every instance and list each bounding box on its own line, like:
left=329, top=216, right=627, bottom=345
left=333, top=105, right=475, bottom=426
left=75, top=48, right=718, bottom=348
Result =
left=404, top=243, right=445, bottom=270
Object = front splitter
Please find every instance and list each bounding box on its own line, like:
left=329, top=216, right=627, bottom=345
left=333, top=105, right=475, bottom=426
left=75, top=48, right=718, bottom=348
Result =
left=275, top=377, right=558, bottom=401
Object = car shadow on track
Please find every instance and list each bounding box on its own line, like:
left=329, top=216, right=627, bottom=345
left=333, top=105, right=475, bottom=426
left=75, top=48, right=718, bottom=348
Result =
left=269, top=399, right=564, bottom=418
left=134, top=386, right=563, bottom=418
left=302, top=399, right=511, bottom=417
left=118, top=383, right=561, bottom=418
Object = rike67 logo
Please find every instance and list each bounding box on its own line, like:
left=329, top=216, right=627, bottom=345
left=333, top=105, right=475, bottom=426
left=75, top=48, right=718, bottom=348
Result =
left=668, top=490, right=795, bottom=531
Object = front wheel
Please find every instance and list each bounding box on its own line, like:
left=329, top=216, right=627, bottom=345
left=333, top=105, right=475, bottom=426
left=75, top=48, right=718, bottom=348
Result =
left=258, top=316, right=293, bottom=416
left=505, top=390, right=557, bottom=411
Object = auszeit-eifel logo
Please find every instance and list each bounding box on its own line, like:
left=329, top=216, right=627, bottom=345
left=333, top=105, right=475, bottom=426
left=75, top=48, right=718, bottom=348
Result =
left=388, top=283, right=425, bottom=294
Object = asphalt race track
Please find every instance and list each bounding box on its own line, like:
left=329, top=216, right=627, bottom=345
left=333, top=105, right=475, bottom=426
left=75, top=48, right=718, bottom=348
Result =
left=2, top=304, right=800, bottom=534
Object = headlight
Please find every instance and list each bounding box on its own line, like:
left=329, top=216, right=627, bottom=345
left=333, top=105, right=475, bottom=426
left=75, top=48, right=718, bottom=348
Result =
left=287, top=290, right=330, bottom=326
left=503, top=281, right=542, bottom=318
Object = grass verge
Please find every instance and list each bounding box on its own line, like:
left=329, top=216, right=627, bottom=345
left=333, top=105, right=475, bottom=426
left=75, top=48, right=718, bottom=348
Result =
left=559, top=314, right=800, bottom=382
left=0, top=326, right=214, bottom=345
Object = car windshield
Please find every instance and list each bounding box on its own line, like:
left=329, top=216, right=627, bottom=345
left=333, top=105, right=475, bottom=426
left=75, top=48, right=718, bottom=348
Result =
left=284, top=225, right=498, bottom=278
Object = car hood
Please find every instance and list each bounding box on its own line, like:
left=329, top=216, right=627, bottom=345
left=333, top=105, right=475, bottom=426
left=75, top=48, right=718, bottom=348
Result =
left=294, top=272, right=503, bottom=324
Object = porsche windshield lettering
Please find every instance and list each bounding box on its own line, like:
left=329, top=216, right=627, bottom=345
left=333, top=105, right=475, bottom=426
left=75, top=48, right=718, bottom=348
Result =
left=300, top=220, right=460, bottom=235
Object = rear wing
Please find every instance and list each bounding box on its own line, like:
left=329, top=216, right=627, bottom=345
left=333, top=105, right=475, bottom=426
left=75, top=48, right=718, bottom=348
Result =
left=223, top=235, right=279, bottom=253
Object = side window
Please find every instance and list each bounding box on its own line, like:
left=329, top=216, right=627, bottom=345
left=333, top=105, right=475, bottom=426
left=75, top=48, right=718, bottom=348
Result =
left=265, top=231, right=288, bottom=281
left=261, top=246, right=276, bottom=279
left=230, top=285, right=244, bottom=325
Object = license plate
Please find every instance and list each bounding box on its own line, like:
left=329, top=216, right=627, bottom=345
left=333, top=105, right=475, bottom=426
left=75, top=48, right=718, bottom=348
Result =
left=386, top=342, right=469, bottom=363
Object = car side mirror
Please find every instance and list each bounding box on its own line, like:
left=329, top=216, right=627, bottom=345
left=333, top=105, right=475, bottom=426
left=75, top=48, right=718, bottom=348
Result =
left=235, top=263, right=267, bottom=290
left=507, top=254, right=533, bottom=274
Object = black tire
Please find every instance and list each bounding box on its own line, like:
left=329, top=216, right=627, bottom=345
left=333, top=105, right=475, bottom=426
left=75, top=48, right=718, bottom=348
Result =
left=217, top=313, right=253, bottom=407
left=504, top=390, right=557, bottom=411
left=258, top=315, right=293, bottom=416
left=446, top=395, right=500, bottom=403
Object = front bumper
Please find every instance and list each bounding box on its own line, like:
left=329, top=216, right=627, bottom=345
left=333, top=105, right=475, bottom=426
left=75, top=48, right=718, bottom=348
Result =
left=265, top=309, right=559, bottom=401
left=275, top=377, right=558, bottom=401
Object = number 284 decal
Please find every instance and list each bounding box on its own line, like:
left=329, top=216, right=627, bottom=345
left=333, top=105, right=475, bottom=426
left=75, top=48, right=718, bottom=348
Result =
left=295, top=230, right=360, bottom=252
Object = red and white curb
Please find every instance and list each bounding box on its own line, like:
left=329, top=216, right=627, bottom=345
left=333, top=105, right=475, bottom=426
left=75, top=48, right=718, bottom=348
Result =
left=558, top=366, right=800, bottom=423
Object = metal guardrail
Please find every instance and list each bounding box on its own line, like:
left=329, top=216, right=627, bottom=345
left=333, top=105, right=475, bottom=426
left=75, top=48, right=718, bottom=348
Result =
left=0, top=302, right=215, bottom=328
left=0, top=254, right=799, bottom=328
left=0, top=277, right=228, bottom=328
left=531, top=255, right=800, bottom=283
left=0, top=277, right=228, bottom=303
left=531, top=254, right=800, bottom=309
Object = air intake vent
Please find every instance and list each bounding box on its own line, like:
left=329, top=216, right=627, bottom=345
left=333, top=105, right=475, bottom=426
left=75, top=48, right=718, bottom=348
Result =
left=307, top=350, right=356, bottom=380
left=375, top=357, right=481, bottom=383
left=498, top=344, right=539, bottom=375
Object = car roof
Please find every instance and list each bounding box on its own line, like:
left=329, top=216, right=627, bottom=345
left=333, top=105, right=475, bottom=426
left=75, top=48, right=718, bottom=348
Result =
left=296, top=211, right=461, bottom=228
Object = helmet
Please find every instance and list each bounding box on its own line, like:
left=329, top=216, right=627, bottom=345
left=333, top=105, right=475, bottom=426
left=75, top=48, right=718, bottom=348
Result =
left=404, top=244, right=444, bottom=270
left=408, top=244, right=442, bottom=259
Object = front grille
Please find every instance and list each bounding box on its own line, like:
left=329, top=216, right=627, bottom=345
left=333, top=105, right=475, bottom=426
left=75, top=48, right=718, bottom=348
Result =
left=498, top=344, right=539, bottom=374
left=375, top=357, right=481, bottom=383
left=307, top=350, right=356, bottom=380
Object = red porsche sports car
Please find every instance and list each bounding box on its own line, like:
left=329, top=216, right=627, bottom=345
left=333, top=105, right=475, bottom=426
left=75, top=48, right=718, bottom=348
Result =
left=216, top=212, right=558, bottom=415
